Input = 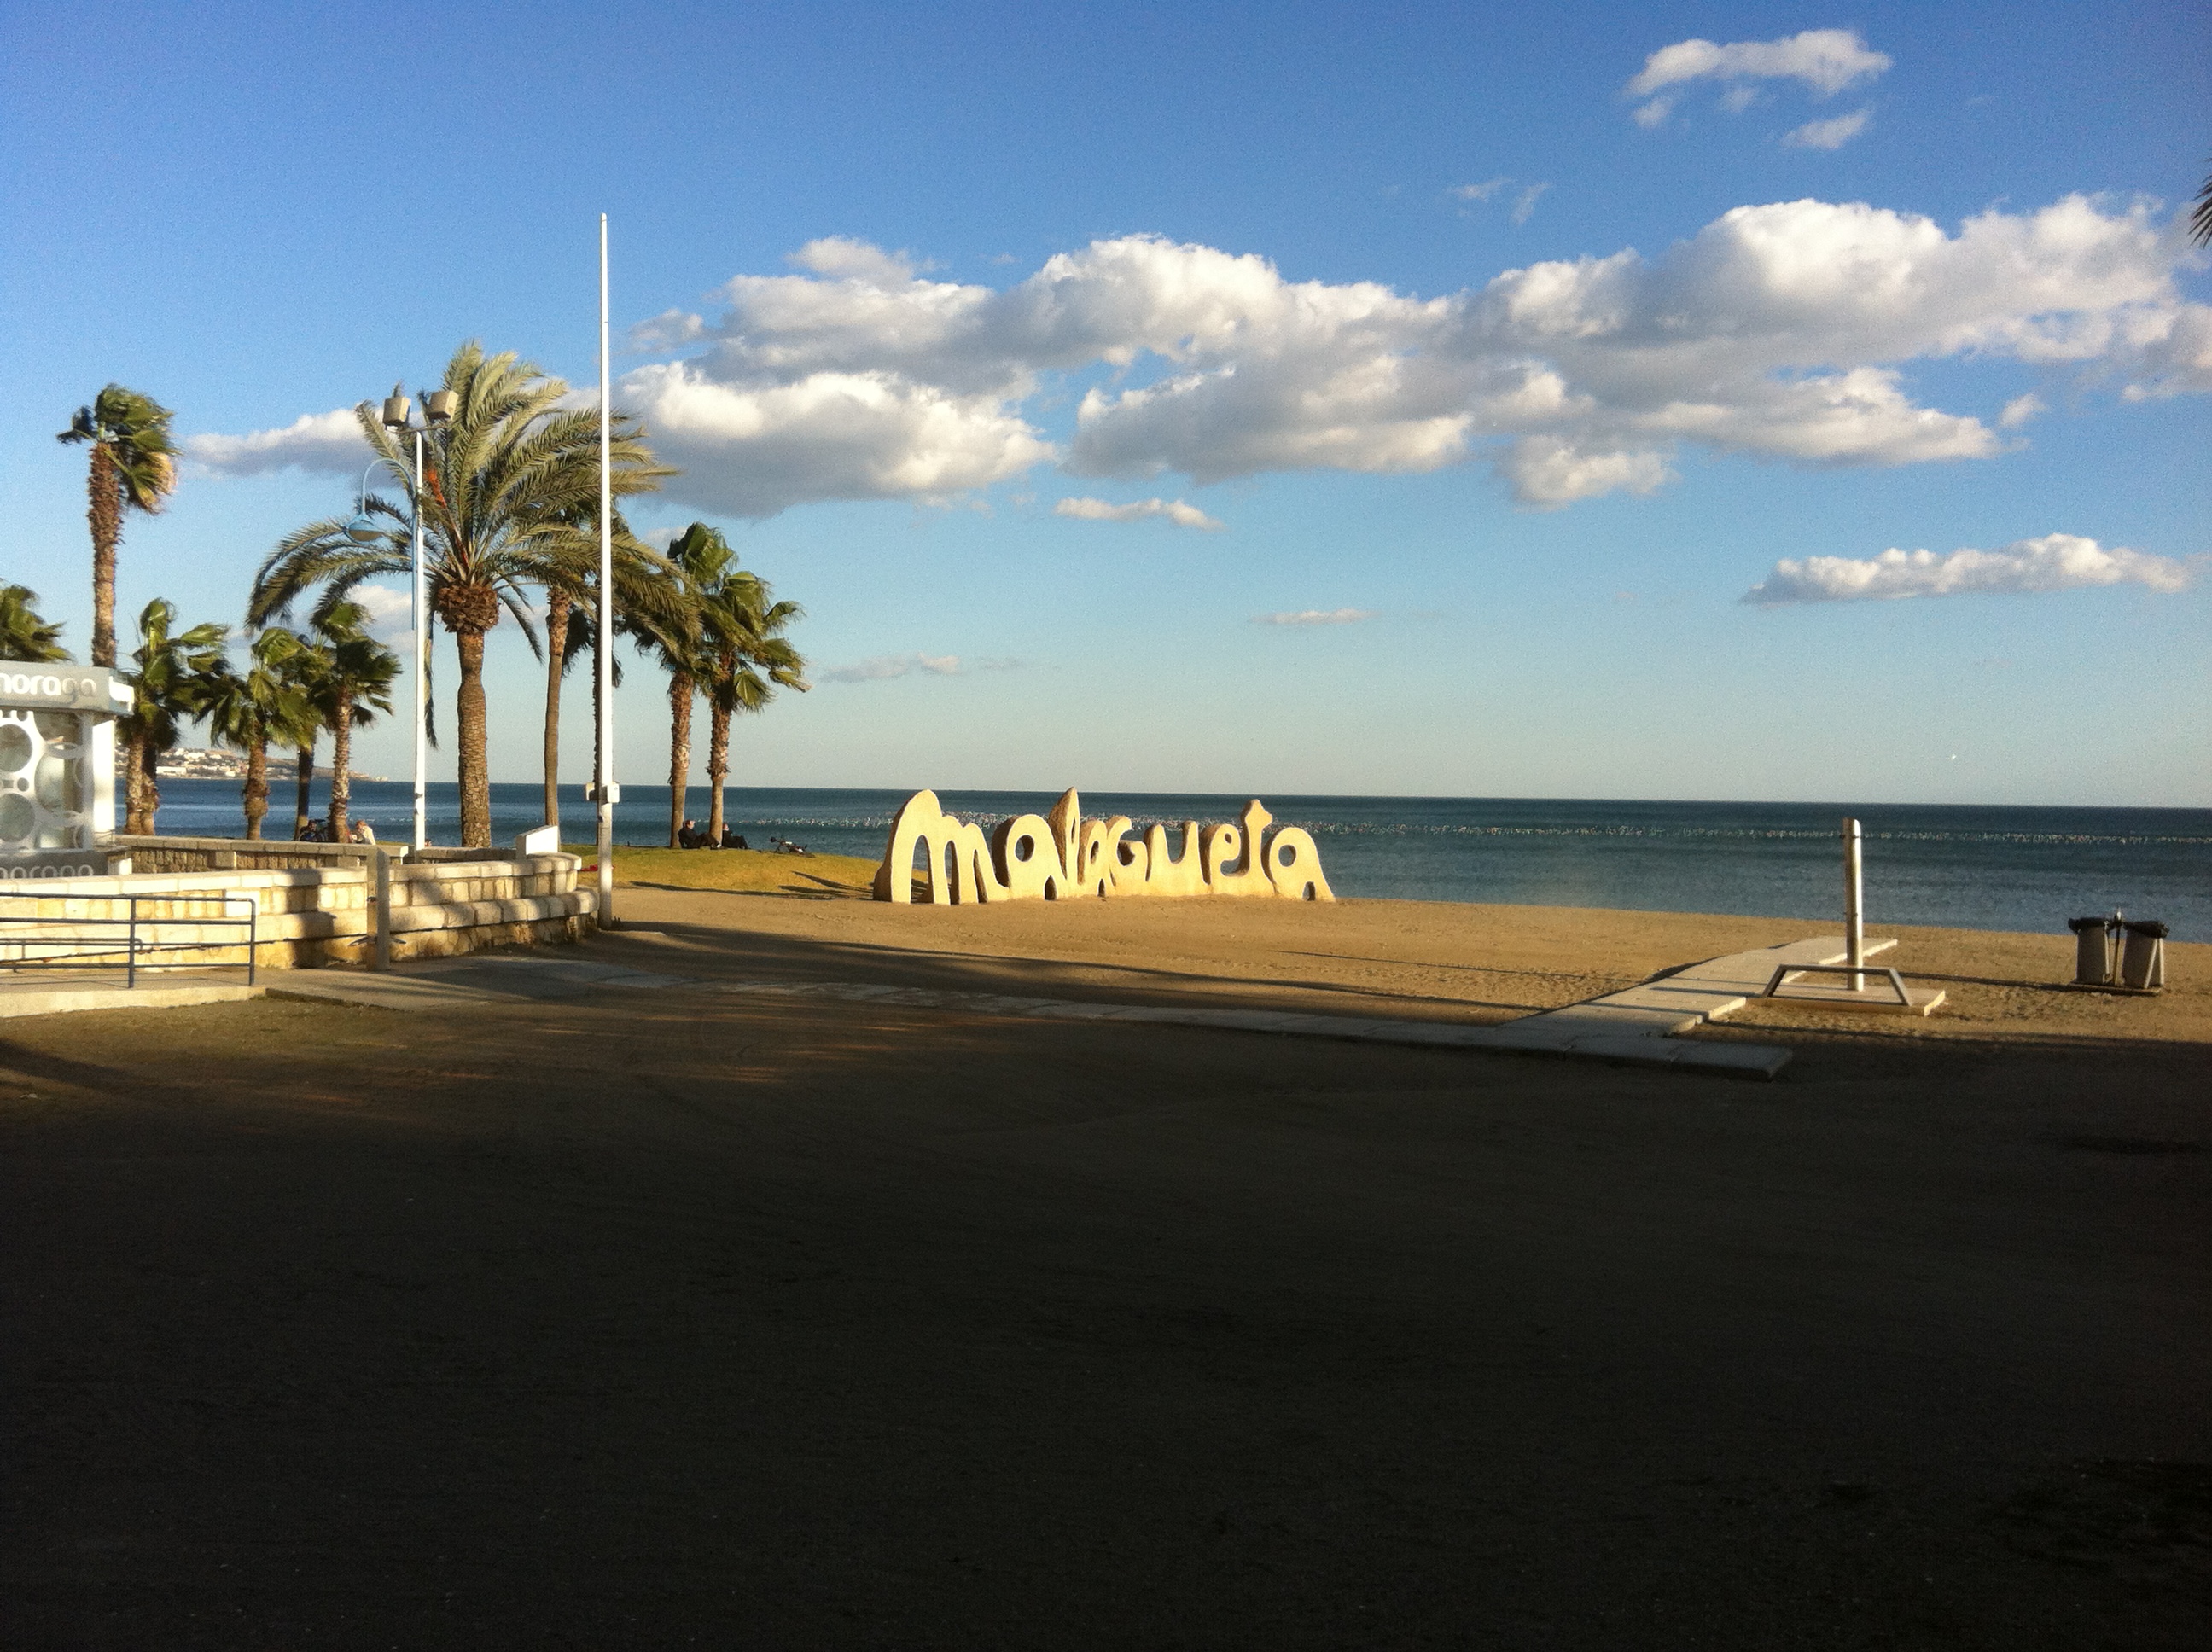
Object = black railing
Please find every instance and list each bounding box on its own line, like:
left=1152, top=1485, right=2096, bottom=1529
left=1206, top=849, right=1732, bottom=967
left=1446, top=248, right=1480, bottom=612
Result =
left=0, top=890, right=259, bottom=987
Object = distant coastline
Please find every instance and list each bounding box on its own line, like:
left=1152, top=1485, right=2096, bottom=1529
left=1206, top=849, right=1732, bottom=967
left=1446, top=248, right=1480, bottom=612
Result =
left=156, top=747, right=383, bottom=783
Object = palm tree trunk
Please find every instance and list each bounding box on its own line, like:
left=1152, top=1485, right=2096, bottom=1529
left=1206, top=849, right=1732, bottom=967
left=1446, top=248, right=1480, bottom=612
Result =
left=294, top=742, right=315, bottom=840
left=542, top=588, right=568, bottom=829
left=126, top=730, right=160, bottom=835
left=242, top=739, right=268, bottom=840
left=328, top=694, right=353, bottom=842
left=87, top=443, right=119, bottom=670
left=455, top=627, right=491, bottom=848
left=667, top=671, right=693, bottom=847
left=119, top=730, right=143, bottom=835
left=707, top=697, right=731, bottom=846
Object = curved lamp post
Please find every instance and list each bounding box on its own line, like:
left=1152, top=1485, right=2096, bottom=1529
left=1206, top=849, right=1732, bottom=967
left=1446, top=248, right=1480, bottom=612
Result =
left=362, top=388, right=455, bottom=851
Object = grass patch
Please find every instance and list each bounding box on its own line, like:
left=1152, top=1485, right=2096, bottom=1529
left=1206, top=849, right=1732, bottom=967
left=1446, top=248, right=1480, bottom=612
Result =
left=562, top=843, right=882, bottom=899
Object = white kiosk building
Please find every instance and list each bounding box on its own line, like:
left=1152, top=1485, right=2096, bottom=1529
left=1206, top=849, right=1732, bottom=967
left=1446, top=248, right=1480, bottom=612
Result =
left=0, top=665, right=131, bottom=879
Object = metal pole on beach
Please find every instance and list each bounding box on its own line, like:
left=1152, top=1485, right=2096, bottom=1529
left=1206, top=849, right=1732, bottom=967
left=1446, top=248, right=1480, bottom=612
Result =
left=594, top=213, right=618, bottom=928
left=1843, top=816, right=1865, bottom=992
left=410, top=426, right=428, bottom=852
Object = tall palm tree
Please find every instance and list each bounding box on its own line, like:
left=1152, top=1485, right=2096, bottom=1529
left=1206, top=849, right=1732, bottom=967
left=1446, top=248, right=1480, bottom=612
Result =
left=0, top=585, right=70, bottom=662
left=277, top=640, right=329, bottom=840
left=308, top=602, right=399, bottom=843
left=538, top=585, right=625, bottom=829
left=56, top=386, right=177, bottom=669
left=699, top=561, right=806, bottom=846
left=201, top=629, right=314, bottom=841
left=2192, top=160, right=2211, bottom=247
left=247, top=342, right=676, bottom=846
left=633, top=525, right=754, bottom=846
left=116, top=599, right=227, bottom=835
left=535, top=516, right=659, bottom=829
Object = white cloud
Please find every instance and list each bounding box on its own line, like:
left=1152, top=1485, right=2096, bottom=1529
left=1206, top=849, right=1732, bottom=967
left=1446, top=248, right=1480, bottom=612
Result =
left=1783, top=109, right=1872, bottom=150
left=622, top=362, right=1053, bottom=518
left=1054, top=496, right=1224, bottom=530
left=1452, top=178, right=1511, bottom=202
left=1511, top=183, right=1551, bottom=225
left=1627, top=29, right=1891, bottom=126
left=1742, top=532, right=2195, bottom=605
left=787, top=236, right=925, bottom=284
left=200, top=191, right=2212, bottom=518
left=1999, top=391, right=2046, bottom=428
left=181, top=409, right=369, bottom=477
left=820, top=651, right=1007, bottom=684
left=1254, top=608, right=1379, bottom=625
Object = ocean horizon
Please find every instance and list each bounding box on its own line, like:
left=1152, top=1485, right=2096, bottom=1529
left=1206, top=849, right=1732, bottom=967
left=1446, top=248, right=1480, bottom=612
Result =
left=150, top=778, right=2212, bottom=943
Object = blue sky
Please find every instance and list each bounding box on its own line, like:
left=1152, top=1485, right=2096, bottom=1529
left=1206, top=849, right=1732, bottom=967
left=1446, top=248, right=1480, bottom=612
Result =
left=4, top=1, right=2206, bottom=805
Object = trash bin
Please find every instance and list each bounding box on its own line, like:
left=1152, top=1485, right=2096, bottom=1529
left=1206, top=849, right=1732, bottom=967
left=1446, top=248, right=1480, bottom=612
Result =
left=2119, top=920, right=2168, bottom=992
left=2067, top=916, right=2116, bottom=986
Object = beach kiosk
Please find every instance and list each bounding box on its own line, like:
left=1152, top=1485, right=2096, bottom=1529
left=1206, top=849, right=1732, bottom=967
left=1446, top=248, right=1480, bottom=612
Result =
left=0, top=666, right=131, bottom=879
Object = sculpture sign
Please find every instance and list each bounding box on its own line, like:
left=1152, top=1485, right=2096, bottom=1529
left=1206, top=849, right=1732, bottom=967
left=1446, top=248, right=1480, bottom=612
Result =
left=873, top=788, right=1332, bottom=905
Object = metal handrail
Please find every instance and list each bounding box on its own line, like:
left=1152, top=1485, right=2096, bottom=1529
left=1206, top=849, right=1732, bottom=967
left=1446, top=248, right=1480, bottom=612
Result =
left=1763, top=962, right=1911, bottom=1006
left=0, top=890, right=259, bottom=987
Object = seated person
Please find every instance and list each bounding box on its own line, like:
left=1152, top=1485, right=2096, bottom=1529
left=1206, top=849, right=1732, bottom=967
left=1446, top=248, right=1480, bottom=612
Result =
left=348, top=818, right=375, bottom=844
left=677, top=819, right=705, bottom=849
left=720, top=829, right=748, bottom=851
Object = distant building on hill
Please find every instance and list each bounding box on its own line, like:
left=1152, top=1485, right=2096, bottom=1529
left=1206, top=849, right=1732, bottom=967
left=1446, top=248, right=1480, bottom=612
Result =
left=157, top=747, right=384, bottom=782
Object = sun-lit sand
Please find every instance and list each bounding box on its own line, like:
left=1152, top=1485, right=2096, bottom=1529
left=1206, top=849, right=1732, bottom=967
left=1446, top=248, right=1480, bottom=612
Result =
left=603, top=858, right=2211, bottom=1052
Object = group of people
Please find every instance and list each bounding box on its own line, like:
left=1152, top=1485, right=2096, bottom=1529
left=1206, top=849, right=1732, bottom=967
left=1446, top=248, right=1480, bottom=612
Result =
left=296, top=817, right=376, bottom=844
left=673, top=820, right=811, bottom=855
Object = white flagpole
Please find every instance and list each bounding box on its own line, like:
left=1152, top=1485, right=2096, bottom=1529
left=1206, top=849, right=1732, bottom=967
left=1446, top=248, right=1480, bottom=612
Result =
left=595, top=212, right=618, bottom=928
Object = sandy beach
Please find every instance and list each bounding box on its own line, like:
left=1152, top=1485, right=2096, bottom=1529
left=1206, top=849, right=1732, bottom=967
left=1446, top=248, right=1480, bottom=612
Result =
left=2, top=886, right=2206, bottom=1648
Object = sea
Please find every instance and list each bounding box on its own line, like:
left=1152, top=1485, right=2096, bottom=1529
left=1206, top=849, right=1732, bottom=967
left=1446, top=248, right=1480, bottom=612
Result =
left=152, top=778, right=2211, bottom=942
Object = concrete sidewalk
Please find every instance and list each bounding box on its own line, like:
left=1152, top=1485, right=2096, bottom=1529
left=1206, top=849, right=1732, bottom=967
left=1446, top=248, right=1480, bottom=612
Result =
left=255, top=947, right=1804, bottom=1079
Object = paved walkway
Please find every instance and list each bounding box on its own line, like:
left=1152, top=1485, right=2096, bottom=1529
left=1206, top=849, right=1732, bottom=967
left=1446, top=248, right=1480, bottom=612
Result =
left=260, top=942, right=1848, bottom=1079
left=7, top=934, right=1928, bottom=1081
left=0, top=969, right=263, bottom=1021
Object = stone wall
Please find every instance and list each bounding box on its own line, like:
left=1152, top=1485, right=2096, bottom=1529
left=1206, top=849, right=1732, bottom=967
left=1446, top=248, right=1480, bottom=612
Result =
left=0, top=852, right=596, bottom=973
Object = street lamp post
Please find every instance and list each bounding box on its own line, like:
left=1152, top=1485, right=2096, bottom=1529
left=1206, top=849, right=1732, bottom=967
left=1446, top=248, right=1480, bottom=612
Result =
left=368, top=388, right=454, bottom=850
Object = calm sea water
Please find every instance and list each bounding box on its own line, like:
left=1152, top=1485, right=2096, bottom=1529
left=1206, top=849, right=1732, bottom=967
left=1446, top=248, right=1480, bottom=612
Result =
left=154, top=779, right=2211, bottom=941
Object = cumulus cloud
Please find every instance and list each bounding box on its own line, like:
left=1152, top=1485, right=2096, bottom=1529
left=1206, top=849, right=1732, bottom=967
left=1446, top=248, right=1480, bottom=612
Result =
left=195, top=191, right=2212, bottom=516
left=1254, top=608, right=1378, bottom=625
left=182, top=409, right=370, bottom=477
left=1054, top=496, right=1224, bottom=530
left=2000, top=392, right=2046, bottom=428
left=1782, top=109, right=1871, bottom=150
left=1742, top=532, right=2195, bottom=605
left=818, top=652, right=1023, bottom=684
left=819, top=652, right=963, bottom=684
left=1627, top=29, right=1890, bottom=127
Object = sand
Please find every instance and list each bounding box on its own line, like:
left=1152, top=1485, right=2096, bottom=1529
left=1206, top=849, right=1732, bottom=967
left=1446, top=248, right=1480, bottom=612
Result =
left=1, top=890, right=2205, bottom=1648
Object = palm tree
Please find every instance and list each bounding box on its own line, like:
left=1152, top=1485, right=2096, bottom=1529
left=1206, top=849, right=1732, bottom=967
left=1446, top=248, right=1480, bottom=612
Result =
left=309, top=602, right=399, bottom=843
left=633, top=525, right=752, bottom=846
left=201, top=630, right=314, bottom=840
left=278, top=640, right=329, bottom=841
left=247, top=342, right=676, bottom=846
left=698, top=560, right=806, bottom=846
left=116, top=599, right=227, bottom=835
left=538, top=585, right=624, bottom=829
left=2193, top=160, right=2211, bottom=247
left=56, top=386, right=177, bottom=669
left=0, top=585, right=70, bottom=662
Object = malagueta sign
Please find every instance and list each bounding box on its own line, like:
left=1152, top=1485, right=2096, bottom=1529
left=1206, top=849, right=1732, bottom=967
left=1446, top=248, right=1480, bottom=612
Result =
left=874, top=788, right=1333, bottom=905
